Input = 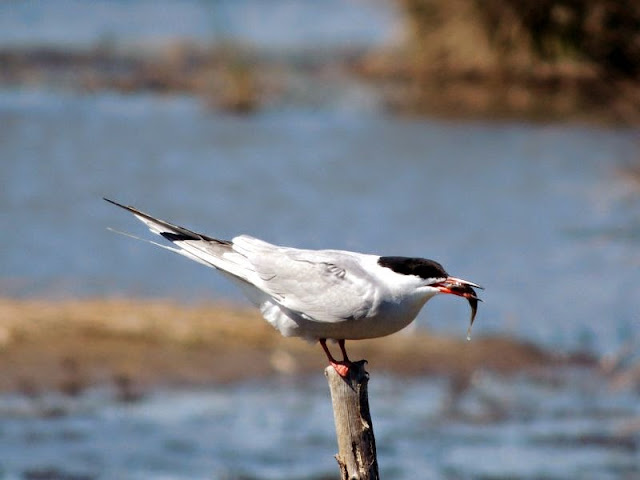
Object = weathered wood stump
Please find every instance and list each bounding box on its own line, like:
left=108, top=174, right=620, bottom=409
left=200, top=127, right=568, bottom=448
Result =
left=325, top=360, right=379, bottom=480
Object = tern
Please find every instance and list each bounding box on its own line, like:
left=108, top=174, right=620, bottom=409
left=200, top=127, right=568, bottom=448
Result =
left=105, top=198, right=482, bottom=376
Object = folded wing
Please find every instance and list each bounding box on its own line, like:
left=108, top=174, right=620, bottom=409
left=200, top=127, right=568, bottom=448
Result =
left=233, top=235, right=376, bottom=323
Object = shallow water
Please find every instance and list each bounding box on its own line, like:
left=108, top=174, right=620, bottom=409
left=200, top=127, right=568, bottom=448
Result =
left=0, top=370, right=638, bottom=480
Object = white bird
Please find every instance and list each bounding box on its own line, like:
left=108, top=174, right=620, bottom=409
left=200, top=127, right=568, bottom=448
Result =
left=105, top=198, right=482, bottom=376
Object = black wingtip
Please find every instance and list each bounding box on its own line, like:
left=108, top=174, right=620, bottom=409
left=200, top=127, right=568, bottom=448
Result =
left=104, top=197, right=167, bottom=225
left=104, top=197, right=127, bottom=209
left=104, top=197, right=146, bottom=217
left=104, top=197, right=230, bottom=245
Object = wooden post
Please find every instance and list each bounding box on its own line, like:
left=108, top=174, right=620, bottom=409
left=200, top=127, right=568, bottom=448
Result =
left=325, top=360, right=380, bottom=480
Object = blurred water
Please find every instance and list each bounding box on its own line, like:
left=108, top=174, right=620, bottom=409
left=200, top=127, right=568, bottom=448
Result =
left=1, top=90, right=639, bottom=357
left=0, top=0, right=397, bottom=51
left=0, top=371, right=638, bottom=480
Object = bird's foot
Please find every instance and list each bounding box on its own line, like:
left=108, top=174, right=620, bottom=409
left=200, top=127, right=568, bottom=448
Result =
left=320, top=338, right=353, bottom=377
left=330, top=360, right=351, bottom=377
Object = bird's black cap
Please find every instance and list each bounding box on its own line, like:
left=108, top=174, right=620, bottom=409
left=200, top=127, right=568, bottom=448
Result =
left=378, top=256, right=448, bottom=280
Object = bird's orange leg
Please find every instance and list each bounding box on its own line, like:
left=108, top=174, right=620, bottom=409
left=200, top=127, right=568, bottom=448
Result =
left=320, top=338, right=351, bottom=377
left=338, top=339, right=350, bottom=363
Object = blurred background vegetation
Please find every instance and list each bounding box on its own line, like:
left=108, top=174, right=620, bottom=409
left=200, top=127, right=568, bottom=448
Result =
left=401, top=0, right=640, bottom=74
left=368, top=0, right=640, bottom=120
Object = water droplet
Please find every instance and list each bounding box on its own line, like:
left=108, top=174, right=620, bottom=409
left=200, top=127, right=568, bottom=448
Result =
left=466, top=324, right=473, bottom=341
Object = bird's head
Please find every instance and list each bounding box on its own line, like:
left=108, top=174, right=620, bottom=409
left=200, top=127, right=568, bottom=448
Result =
left=378, top=256, right=483, bottom=336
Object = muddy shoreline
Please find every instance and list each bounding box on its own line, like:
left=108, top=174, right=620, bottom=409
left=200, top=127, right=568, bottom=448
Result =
left=0, top=298, right=595, bottom=396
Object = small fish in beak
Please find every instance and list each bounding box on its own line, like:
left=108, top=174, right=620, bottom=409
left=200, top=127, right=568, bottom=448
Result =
left=433, top=277, right=483, bottom=340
